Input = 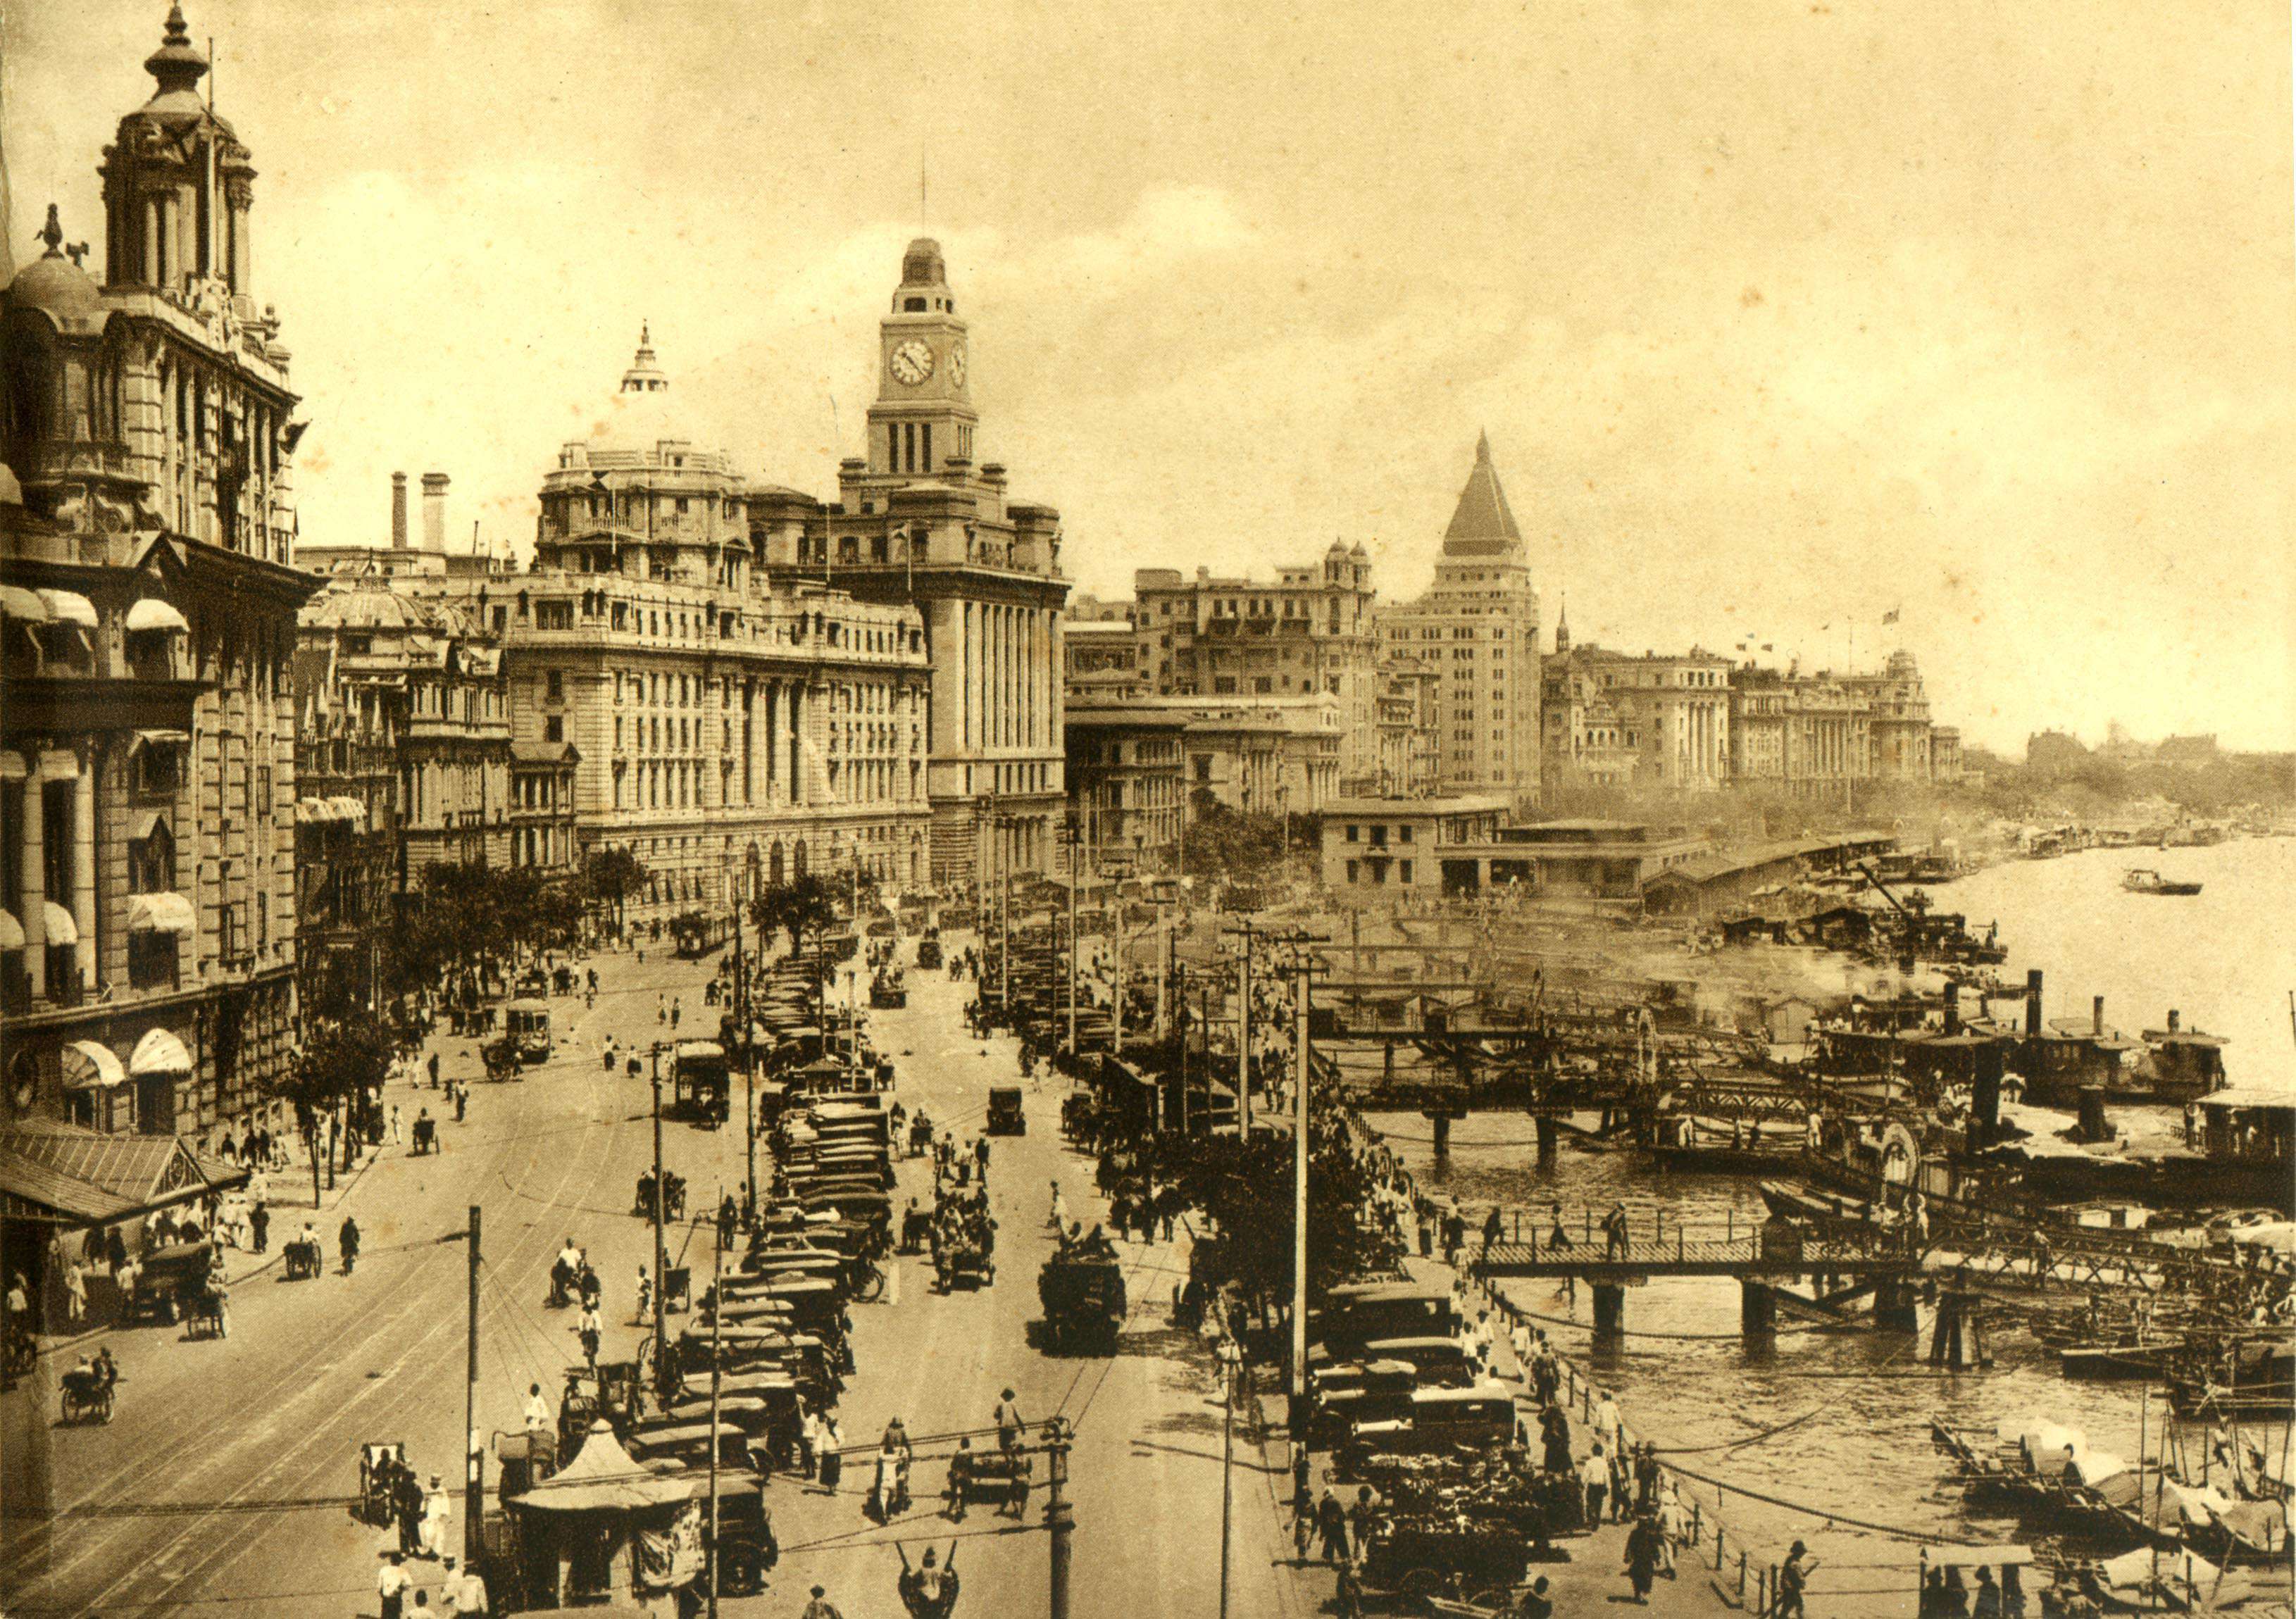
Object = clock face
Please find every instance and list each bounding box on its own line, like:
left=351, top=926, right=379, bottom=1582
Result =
left=947, top=344, right=968, bottom=387
left=890, top=339, right=935, bottom=386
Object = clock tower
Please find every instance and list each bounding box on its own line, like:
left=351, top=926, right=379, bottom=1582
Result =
left=868, top=237, right=978, bottom=477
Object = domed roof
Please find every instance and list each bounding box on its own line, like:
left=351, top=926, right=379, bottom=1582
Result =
left=132, top=4, right=231, bottom=127
left=578, top=325, right=715, bottom=462
left=6, top=207, right=107, bottom=334
left=304, top=578, right=440, bottom=632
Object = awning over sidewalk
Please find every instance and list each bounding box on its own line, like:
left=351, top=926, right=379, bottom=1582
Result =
left=0, top=1119, right=248, bottom=1230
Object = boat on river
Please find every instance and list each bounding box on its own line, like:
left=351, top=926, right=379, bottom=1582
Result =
left=2122, top=868, right=2202, bottom=896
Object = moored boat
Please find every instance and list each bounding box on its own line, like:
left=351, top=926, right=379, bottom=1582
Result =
left=2122, top=868, right=2202, bottom=896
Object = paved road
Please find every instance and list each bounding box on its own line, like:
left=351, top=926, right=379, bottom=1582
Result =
left=1, top=936, right=1300, bottom=1618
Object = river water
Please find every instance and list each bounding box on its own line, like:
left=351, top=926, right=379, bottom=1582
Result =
left=1368, top=837, right=2296, bottom=1611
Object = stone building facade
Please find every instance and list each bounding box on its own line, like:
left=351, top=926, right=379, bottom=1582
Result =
left=1540, top=637, right=1735, bottom=793
left=1128, top=544, right=1379, bottom=780
left=404, top=335, right=933, bottom=919
left=1377, top=435, right=1542, bottom=803
left=0, top=10, right=313, bottom=1134
left=750, top=240, right=1068, bottom=886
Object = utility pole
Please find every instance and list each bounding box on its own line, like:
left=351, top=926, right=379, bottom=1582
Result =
left=734, top=873, right=754, bottom=1215
left=1045, top=1415, right=1074, bottom=1619
left=463, top=1204, right=481, bottom=1563
left=649, top=1049, right=670, bottom=1397
left=1066, top=819, right=1080, bottom=1059
left=1289, top=944, right=1322, bottom=1453
left=1237, top=922, right=1254, bottom=1138
left=1218, top=1334, right=1240, bottom=1619
left=706, top=1189, right=724, bottom=1618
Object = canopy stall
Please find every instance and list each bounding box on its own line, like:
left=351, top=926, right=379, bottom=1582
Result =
left=505, top=1423, right=706, bottom=1611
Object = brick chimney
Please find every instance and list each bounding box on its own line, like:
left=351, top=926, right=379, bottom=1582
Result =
left=421, top=473, right=449, bottom=554
left=391, top=472, right=408, bottom=549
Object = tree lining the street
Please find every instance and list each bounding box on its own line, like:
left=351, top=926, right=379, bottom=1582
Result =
left=387, top=861, right=585, bottom=1001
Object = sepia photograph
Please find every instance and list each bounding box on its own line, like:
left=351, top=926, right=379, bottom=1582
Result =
left=0, top=3, right=2290, bottom=1615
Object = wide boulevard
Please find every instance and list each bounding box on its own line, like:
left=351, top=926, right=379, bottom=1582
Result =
left=0, top=934, right=1301, bottom=1618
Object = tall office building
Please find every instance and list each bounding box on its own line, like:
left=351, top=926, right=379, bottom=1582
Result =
left=1378, top=435, right=1542, bottom=803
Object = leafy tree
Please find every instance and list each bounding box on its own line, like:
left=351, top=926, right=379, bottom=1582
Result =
left=581, top=845, right=650, bottom=930
left=275, top=1007, right=396, bottom=1206
left=749, top=872, right=844, bottom=959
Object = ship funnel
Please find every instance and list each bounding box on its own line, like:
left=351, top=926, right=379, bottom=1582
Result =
left=2024, top=970, right=2044, bottom=1037
left=2092, top=995, right=2104, bottom=1037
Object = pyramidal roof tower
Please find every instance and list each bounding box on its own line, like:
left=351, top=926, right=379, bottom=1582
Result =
left=1442, top=430, right=1523, bottom=557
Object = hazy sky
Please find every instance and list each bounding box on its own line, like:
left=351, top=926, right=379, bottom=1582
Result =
left=8, top=1, right=2292, bottom=753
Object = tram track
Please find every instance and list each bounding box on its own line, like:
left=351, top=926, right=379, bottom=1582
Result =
left=7, top=1052, right=611, bottom=1613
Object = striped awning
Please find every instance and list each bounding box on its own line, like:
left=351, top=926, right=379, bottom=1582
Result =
left=125, top=598, right=190, bottom=633
left=40, top=901, right=78, bottom=946
left=59, top=1041, right=127, bottom=1091
left=35, top=589, right=97, bottom=627
left=128, top=1027, right=194, bottom=1077
left=128, top=892, right=195, bottom=934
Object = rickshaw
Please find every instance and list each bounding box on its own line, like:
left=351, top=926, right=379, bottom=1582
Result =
left=947, top=1446, right=1030, bottom=1515
left=492, top=1428, right=556, bottom=1503
left=60, top=1359, right=116, bottom=1423
left=282, top=1232, right=324, bottom=1280
left=361, top=1441, right=411, bottom=1523
left=634, top=1168, right=687, bottom=1223
left=506, top=999, right=553, bottom=1062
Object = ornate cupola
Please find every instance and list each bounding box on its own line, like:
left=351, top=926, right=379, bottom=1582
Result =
left=99, top=5, right=258, bottom=301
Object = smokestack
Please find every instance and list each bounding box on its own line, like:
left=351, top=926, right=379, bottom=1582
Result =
left=2167, top=1008, right=2180, bottom=1033
left=1943, top=982, right=1961, bottom=1035
left=391, top=472, right=408, bottom=549
left=421, top=473, right=449, bottom=554
left=2024, top=969, right=2044, bottom=1038
left=2092, top=995, right=2104, bottom=1037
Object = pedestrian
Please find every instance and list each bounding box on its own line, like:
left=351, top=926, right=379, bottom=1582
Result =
left=1581, top=1443, right=1610, bottom=1524
left=1776, top=1541, right=1814, bottom=1619
left=1482, top=1205, right=1504, bottom=1253
left=1623, top=1513, right=1663, bottom=1604
left=945, top=1437, right=973, bottom=1521
left=524, top=1382, right=551, bottom=1434
left=1594, top=1388, right=1623, bottom=1454
left=63, top=1257, right=87, bottom=1325
left=798, top=1402, right=823, bottom=1480
left=1547, top=1202, right=1573, bottom=1250
left=1540, top=1404, right=1573, bottom=1476
left=801, top=1584, right=844, bottom=1619
left=1315, top=1487, right=1350, bottom=1563
left=818, top=1413, right=844, bottom=1492
left=452, top=1554, right=487, bottom=1618
left=377, top=1550, right=411, bottom=1619
left=1047, top=1180, right=1068, bottom=1232
left=389, top=1104, right=403, bottom=1144
left=1635, top=1440, right=1660, bottom=1513
left=1604, top=1201, right=1630, bottom=1261
left=453, top=1082, right=467, bottom=1124
left=993, top=1387, right=1023, bottom=1454
left=428, top=1051, right=441, bottom=1088
left=670, top=996, right=681, bottom=1030
left=1656, top=1479, right=1684, bottom=1575
left=420, top=1473, right=451, bottom=1558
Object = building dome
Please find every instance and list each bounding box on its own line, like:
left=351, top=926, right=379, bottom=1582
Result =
left=5, top=207, right=107, bottom=334
left=304, top=578, right=439, bottom=632
left=578, top=325, right=715, bottom=463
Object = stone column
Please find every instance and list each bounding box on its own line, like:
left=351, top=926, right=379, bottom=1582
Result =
left=73, top=754, right=96, bottom=990
left=20, top=761, right=45, bottom=999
